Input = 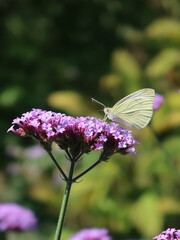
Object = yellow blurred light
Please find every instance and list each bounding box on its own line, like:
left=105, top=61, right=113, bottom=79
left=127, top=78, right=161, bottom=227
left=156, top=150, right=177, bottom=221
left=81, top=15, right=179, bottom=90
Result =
left=47, top=90, right=101, bottom=117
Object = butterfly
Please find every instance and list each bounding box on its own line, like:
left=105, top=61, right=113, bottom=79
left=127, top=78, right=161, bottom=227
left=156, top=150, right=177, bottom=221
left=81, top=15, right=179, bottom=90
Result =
left=92, top=88, right=155, bottom=129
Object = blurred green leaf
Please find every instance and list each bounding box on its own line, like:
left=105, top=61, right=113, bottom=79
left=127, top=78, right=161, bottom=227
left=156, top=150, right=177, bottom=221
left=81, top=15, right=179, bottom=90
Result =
left=111, top=50, right=142, bottom=91
left=163, top=136, right=180, bottom=159
left=8, top=44, right=39, bottom=62
left=152, top=90, right=180, bottom=132
left=0, top=86, right=23, bottom=107
left=116, top=25, right=143, bottom=43
left=130, top=192, right=163, bottom=237
left=5, top=16, right=24, bottom=37
left=145, top=48, right=180, bottom=78
left=47, top=90, right=96, bottom=116
left=166, top=91, right=180, bottom=110
left=99, top=74, right=122, bottom=97
left=146, top=18, right=180, bottom=43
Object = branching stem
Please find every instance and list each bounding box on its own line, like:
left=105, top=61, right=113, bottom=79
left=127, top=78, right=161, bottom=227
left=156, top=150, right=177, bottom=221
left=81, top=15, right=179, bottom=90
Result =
left=47, top=151, right=68, bottom=182
left=73, top=159, right=102, bottom=182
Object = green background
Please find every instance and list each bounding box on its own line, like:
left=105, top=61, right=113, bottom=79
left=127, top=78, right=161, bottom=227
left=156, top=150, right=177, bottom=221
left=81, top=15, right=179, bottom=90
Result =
left=0, top=0, right=180, bottom=239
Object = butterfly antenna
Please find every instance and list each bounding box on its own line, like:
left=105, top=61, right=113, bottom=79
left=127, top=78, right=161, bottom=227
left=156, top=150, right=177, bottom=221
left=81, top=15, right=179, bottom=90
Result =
left=91, top=98, right=106, bottom=108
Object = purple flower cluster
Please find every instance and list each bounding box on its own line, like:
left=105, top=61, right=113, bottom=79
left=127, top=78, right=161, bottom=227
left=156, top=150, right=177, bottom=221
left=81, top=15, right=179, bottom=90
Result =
left=68, top=228, right=112, bottom=240
left=0, top=203, right=38, bottom=231
left=153, top=228, right=180, bottom=240
left=8, top=109, right=137, bottom=160
left=153, top=93, right=164, bottom=111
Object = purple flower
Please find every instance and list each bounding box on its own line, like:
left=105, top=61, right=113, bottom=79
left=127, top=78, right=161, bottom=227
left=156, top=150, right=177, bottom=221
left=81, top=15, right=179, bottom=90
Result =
left=153, top=93, right=164, bottom=111
left=0, top=203, right=38, bottom=231
left=153, top=228, right=180, bottom=240
left=8, top=109, right=137, bottom=160
left=68, top=228, right=112, bottom=240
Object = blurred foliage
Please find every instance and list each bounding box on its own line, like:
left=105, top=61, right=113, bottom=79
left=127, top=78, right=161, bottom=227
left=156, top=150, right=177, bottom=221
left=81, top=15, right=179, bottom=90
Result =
left=47, top=90, right=96, bottom=116
left=145, top=48, right=180, bottom=78
left=0, top=0, right=180, bottom=240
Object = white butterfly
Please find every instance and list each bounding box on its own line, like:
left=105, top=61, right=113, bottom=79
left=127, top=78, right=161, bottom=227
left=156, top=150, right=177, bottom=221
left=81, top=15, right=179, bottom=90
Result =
left=92, top=88, right=155, bottom=129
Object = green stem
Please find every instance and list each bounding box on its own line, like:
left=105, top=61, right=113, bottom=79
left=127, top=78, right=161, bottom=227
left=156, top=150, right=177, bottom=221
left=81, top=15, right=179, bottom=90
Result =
left=47, top=151, right=68, bottom=182
left=54, top=161, right=75, bottom=240
left=73, top=159, right=102, bottom=182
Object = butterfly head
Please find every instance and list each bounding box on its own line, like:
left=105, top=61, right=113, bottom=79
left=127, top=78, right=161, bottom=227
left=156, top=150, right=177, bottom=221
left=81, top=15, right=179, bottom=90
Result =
left=104, top=107, right=111, bottom=120
left=91, top=98, right=110, bottom=121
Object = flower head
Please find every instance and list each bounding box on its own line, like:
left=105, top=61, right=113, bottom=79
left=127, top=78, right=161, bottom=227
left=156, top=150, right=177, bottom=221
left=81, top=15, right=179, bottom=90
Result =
left=0, top=203, right=38, bottom=231
left=68, top=228, right=112, bottom=240
left=153, top=93, right=164, bottom=111
left=8, top=109, right=137, bottom=161
left=153, top=228, right=180, bottom=240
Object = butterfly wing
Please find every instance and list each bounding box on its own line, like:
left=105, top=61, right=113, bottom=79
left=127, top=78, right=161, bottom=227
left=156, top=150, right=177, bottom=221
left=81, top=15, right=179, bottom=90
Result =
left=109, top=97, right=154, bottom=129
left=113, top=88, right=155, bottom=108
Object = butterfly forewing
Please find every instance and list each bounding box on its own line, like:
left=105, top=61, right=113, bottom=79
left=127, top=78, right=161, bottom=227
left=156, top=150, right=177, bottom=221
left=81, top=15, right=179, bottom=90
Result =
left=113, top=88, right=155, bottom=108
